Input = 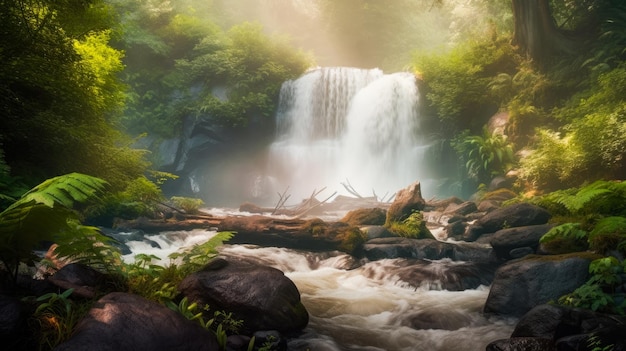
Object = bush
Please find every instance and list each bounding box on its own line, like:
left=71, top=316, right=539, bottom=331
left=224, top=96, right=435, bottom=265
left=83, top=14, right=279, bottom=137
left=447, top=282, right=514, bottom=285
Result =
left=387, top=211, right=434, bottom=239
left=170, top=196, right=205, bottom=214
left=588, top=216, right=626, bottom=255
left=539, top=223, right=589, bottom=254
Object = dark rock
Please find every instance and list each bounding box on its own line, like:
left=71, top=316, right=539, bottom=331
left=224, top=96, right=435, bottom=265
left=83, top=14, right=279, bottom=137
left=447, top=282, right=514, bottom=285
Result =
left=54, top=292, right=218, bottom=351
left=509, top=247, right=534, bottom=259
left=490, top=224, right=554, bottom=260
left=363, top=238, right=496, bottom=263
left=48, top=263, right=104, bottom=298
left=484, top=254, right=593, bottom=317
left=386, top=181, right=426, bottom=223
left=509, top=304, right=626, bottom=351
left=252, top=330, right=287, bottom=351
left=486, top=337, right=555, bottom=351
left=425, top=196, right=464, bottom=212
left=477, top=200, right=500, bottom=213
left=443, top=201, right=477, bottom=216
left=488, top=176, right=512, bottom=191
left=444, top=220, right=467, bottom=238
left=0, top=295, right=29, bottom=351
left=399, top=309, right=473, bottom=330
left=368, top=258, right=496, bottom=291
left=340, top=208, right=387, bottom=226
left=463, top=203, right=551, bottom=242
left=178, top=259, right=308, bottom=334
left=226, top=335, right=252, bottom=351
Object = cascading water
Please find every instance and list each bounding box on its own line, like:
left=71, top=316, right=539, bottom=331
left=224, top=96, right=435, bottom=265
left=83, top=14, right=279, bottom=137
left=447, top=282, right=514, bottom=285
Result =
left=122, top=229, right=516, bottom=351
left=268, top=67, right=430, bottom=203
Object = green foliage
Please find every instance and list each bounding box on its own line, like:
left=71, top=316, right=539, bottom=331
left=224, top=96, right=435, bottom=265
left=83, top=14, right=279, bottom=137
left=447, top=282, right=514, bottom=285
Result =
left=169, top=231, right=234, bottom=275
left=539, top=223, right=589, bottom=254
left=50, top=221, right=122, bottom=274
left=29, top=288, right=91, bottom=350
left=386, top=212, right=434, bottom=239
left=170, top=196, right=205, bottom=214
left=0, top=173, right=107, bottom=281
left=452, top=128, right=515, bottom=184
left=588, top=217, right=626, bottom=255
left=413, top=35, right=518, bottom=134
left=531, top=181, right=626, bottom=217
left=165, top=296, right=242, bottom=349
left=180, top=22, right=312, bottom=127
left=559, top=256, right=626, bottom=314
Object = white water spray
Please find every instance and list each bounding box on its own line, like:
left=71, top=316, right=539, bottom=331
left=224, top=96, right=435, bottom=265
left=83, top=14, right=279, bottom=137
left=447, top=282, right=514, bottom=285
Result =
left=268, top=67, right=429, bottom=203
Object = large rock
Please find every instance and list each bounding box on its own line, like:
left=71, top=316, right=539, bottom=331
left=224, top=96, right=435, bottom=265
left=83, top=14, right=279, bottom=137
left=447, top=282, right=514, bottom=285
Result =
left=0, top=295, right=30, bottom=351
left=464, top=203, right=551, bottom=241
left=501, top=304, right=626, bottom=350
left=340, top=208, right=387, bottom=226
left=363, top=238, right=495, bottom=263
left=386, top=181, right=426, bottom=223
left=489, top=224, right=554, bottom=260
left=54, top=292, right=218, bottom=351
left=486, top=337, right=555, bottom=351
left=483, top=254, right=594, bottom=317
left=178, top=258, right=309, bottom=334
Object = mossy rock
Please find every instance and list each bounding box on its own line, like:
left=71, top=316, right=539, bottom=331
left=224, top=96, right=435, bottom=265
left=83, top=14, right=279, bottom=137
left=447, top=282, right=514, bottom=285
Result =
left=340, top=208, right=386, bottom=226
left=588, top=216, right=626, bottom=254
left=386, top=212, right=435, bottom=240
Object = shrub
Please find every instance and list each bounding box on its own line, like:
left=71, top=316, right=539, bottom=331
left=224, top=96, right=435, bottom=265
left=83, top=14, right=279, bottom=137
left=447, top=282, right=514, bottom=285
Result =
left=170, top=196, right=205, bottom=214
left=588, top=217, right=626, bottom=255
left=387, top=211, right=434, bottom=239
left=539, top=223, right=589, bottom=254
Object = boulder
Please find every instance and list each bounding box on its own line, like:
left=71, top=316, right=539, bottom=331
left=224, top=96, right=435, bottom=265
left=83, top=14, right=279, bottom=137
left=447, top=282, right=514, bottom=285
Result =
left=178, top=258, right=309, bottom=334
left=386, top=181, right=426, bottom=223
left=0, top=295, right=30, bottom=351
left=443, top=201, right=477, bottom=216
left=54, top=292, right=218, bottom=351
left=464, top=203, right=551, bottom=241
left=483, top=254, right=593, bottom=317
left=507, top=304, right=626, bottom=351
left=486, top=337, right=555, bottom=351
left=363, top=258, right=496, bottom=291
left=48, top=263, right=107, bottom=299
left=363, top=238, right=495, bottom=263
left=489, top=224, right=554, bottom=260
left=340, top=208, right=387, bottom=226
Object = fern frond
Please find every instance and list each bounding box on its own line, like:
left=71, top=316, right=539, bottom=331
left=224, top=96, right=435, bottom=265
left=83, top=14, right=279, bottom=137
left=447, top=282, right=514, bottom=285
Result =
left=19, top=173, right=108, bottom=208
left=557, top=188, right=612, bottom=213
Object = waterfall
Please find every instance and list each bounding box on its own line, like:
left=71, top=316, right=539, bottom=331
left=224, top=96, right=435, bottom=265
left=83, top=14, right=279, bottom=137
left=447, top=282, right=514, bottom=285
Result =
left=267, top=67, right=430, bottom=203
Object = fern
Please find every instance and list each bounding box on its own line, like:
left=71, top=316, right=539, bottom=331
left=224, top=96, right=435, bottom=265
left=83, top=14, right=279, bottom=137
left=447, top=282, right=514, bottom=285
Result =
left=541, top=180, right=626, bottom=215
left=0, top=173, right=108, bottom=281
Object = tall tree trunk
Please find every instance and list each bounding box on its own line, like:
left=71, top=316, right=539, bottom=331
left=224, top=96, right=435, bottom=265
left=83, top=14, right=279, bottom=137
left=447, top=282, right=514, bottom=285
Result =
left=512, top=0, right=576, bottom=64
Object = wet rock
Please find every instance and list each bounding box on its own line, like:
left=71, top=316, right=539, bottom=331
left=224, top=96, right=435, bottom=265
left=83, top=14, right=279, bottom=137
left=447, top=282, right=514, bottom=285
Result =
left=509, top=247, right=534, bottom=259
left=386, top=181, right=426, bottom=223
left=361, top=225, right=393, bottom=240
left=508, top=304, right=626, bottom=351
left=486, top=337, right=555, bottom=351
left=48, top=263, right=104, bottom=299
left=54, top=292, right=218, bottom=351
left=178, top=258, right=308, bottom=334
left=386, top=258, right=497, bottom=290
left=363, top=238, right=495, bottom=263
left=463, top=203, right=551, bottom=242
left=400, top=309, right=474, bottom=330
left=489, top=224, right=554, bottom=260
left=443, top=201, right=477, bottom=216
left=484, top=254, right=593, bottom=317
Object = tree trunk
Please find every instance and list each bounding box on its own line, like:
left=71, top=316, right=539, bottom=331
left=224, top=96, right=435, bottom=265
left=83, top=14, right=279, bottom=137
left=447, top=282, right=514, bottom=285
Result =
left=512, top=0, right=576, bottom=64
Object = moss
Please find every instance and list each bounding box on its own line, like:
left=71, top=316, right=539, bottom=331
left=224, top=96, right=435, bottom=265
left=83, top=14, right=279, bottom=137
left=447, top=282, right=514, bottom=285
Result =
left=588, top=216, right=626, bottom=254
left=386, top=211, right=435, bottom=240
left=518, top=252, right=602, bottom=263
left=340, top=208, right=386, bottom=226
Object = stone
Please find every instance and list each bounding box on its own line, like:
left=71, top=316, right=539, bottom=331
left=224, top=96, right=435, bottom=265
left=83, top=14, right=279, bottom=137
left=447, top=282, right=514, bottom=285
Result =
left=489, top=224, right=554, bottom=260
left=340, top=208, right=387, bottom=226
left=178, top=258, right=308, bottom=334
left=443, top=201, right=477, bottom=216
left=54, top=292, right=218, bottom=351
left=463, top=203, right=551, bottom=241
left=483, top=254, right=592, bottom=317
left=0, top=295, right=29, bottom=351
left=363, top=238, right=495, bottom=263
left=486, top=337, right=555, bottom=351
left=386, top=181, right=426, bottom=223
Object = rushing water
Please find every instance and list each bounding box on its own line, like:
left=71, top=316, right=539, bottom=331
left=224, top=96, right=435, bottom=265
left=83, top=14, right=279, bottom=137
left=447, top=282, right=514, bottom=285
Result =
left=267, top=67, right=432, bottom=204
left=123, top=229, right=516, bottom=351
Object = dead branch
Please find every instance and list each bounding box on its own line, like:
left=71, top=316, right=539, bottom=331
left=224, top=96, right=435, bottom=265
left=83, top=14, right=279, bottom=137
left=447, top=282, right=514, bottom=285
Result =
left=295, top=191, right=337, bottom=218
left=341, top=179, right=363, bottom=198
left=272, top=186, right=291, bottom=215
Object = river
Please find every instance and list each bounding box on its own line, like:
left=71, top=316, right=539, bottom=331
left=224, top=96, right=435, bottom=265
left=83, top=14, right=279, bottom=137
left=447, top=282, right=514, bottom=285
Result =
left=123, top=227, right=516, bottom=351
